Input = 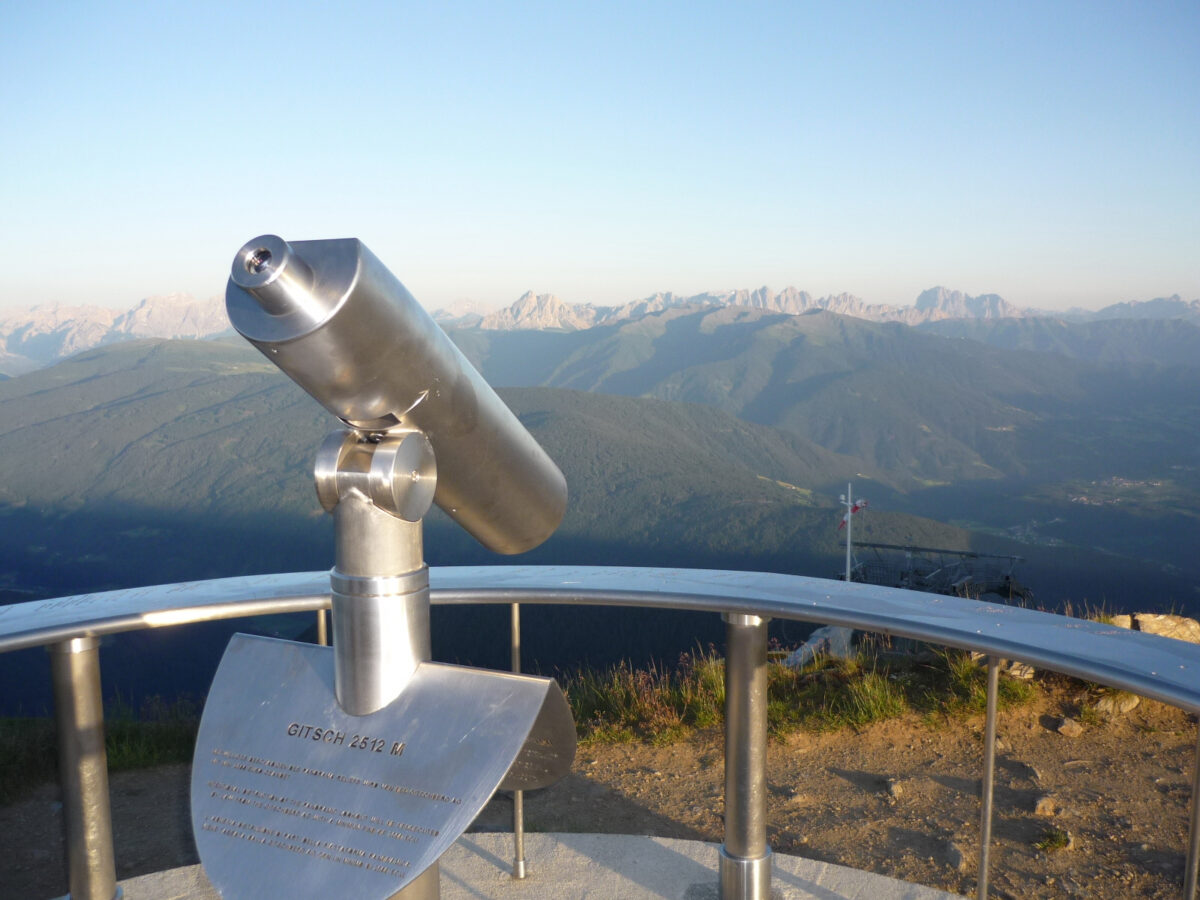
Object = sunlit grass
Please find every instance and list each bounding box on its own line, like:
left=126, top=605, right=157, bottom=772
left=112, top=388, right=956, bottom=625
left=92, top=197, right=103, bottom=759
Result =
left=566, top=644, right=1040, bottom=743
left=565, top=648, right=725, bottom=745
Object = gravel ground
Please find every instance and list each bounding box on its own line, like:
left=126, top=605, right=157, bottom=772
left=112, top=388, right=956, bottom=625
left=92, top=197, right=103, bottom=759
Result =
left=2, top=682, right=1195, bottom=900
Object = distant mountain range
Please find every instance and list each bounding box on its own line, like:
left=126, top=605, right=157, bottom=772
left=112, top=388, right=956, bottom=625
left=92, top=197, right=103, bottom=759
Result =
left=2, top=286, right=1196, bottom=376
left=456, top=286, right=1027, bottom=331
left=444, top=287, right=1200, bottom=332
left=3, top=283, right=1198, bottom=712
left=0, top=293, right=229, bottom=375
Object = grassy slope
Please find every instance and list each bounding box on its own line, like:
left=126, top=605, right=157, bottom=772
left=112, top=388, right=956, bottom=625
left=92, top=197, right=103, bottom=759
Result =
left=916, top=315, right=1200, bottom=368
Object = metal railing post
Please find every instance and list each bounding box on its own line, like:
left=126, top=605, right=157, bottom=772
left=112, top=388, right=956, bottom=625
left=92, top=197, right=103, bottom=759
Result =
left=1186, top=730, right=1200, bottom=898
left=511, top=601, right=527, bottom=879
left=720, top=612, right=772, bottom=900
left=977, top=655, right=999, bottom=900
left=49, top=636, right=119, bottom=900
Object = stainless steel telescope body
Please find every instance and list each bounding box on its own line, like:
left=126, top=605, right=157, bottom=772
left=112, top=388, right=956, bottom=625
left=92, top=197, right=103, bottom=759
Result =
left=226, top=235, right=567, bottom=555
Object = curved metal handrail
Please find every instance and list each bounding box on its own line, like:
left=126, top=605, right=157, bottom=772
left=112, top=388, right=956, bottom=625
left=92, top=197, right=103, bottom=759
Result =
left=5, top=565, right=1200, bottom=900
left=0, top=571, right=330, bottom=653
left=3, top=566, right=1200, bottom=713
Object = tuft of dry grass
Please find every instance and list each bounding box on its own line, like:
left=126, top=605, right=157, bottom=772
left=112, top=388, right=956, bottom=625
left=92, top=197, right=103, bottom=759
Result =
left=565, top=648, right=725, bottom=745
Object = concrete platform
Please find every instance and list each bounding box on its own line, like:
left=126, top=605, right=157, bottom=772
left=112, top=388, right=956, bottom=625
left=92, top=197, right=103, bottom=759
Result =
left=117, top=832, right=962, bottom=899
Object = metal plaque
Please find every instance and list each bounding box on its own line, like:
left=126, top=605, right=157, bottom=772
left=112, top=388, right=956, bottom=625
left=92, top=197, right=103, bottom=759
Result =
left=501, top=676, right=576, bottom=791
left=191, top=634, right=574, bottom=898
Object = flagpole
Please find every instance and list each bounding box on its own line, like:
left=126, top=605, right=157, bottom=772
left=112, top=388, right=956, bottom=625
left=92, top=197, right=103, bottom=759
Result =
left=844, top=482, right=853, bottom=582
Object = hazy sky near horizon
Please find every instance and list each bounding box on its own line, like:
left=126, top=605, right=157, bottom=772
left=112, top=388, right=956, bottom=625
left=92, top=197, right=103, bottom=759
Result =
left=1, top=1, right=1196, bottom=314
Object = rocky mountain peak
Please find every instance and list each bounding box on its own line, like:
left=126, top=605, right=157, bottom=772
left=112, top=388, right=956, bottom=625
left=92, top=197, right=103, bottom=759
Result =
left=111, top=293, right=229, bottom=338
left=0, top=294, right=229, bottom=373
left=479, top=292, right=597, bottom=331
left=915, top=287, right=1019, bottom=320
left=1090, top=294, right=1200, bottom=322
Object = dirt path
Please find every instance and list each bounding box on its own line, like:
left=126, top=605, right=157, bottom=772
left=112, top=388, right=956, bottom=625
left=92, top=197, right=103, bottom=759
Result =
left=2, top=685, right=1194, bottom=899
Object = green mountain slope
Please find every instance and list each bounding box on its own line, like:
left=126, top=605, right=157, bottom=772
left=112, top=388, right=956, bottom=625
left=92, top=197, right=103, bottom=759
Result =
left=0, top=337, right=982, bottom=699
left=0, top=338, right=944, bottom=595
left=1, top=336, right=1194, bottom=610
left=450, top=307, right=1200, bottom=488
left=916, top=316, right=1200, bottom=368
left=494, top=387, right=956, bottom=573
left=0, top=338, right=323, bottom=517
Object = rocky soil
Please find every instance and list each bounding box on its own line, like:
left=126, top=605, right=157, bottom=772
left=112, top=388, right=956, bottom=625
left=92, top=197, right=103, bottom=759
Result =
left=2, top=682, right=1195, bottom=900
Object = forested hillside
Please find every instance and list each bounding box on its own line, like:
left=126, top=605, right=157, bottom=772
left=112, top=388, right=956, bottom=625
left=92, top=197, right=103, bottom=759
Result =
left=1, top=323, right=1197, bottom=711
left=451, top=307, right=1200, bottom=487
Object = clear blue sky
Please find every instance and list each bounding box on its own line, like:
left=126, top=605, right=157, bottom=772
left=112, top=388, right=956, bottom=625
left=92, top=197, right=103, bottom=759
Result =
left=1, top=0, right=1196, bottom=313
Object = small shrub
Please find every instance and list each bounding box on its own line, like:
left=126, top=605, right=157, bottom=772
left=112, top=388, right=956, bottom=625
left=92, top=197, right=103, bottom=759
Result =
left=942, top=650, right=989, bottom=710
left=1034, top=827, right=1072, bottom=852
left=917, top=650, right=1039, bottom=719
left=766, top=653, right=907, bottom=733
left=681, top=652, right=725, bottom=728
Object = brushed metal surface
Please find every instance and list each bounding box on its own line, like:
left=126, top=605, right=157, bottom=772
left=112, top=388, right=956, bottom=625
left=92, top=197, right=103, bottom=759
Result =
left=977, top=656, right=1000, bottom=900
left=718, top=846, right=772, bottom=900
left=722, top=615, right=769, bottom=862
left=0, top=572, right=331, bottom=653
left=226, top=235, right=567, bottom=555
left=6, top=566, right=1200, bottom=714
left=330, top=587, right=430, bottom=717
left=330, top=497, right=427, bottom=716
left=500, top=675, right=576, bottom=791
left=314, top=430, right=437, bottom=522
left=191, top=634, right=572, bottom=899
left=50, top=637, right=118, bottom=900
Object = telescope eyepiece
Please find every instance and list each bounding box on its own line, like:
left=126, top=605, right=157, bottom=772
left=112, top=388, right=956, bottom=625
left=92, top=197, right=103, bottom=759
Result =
left=246, top=247, right=273, bottom=274
left=231, top=234, right=317, bottom=318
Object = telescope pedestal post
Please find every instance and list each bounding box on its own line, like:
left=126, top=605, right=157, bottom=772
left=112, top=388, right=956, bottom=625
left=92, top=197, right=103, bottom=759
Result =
left=322, top=434, right=439, bottom=900
left=331, top=494, right=429, bottom=716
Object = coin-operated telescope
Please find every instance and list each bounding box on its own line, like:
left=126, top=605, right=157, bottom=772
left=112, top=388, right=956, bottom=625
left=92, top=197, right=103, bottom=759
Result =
left=191, top=236, right=574, bottom=900
left=226, top=233, right=566, bottom=555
